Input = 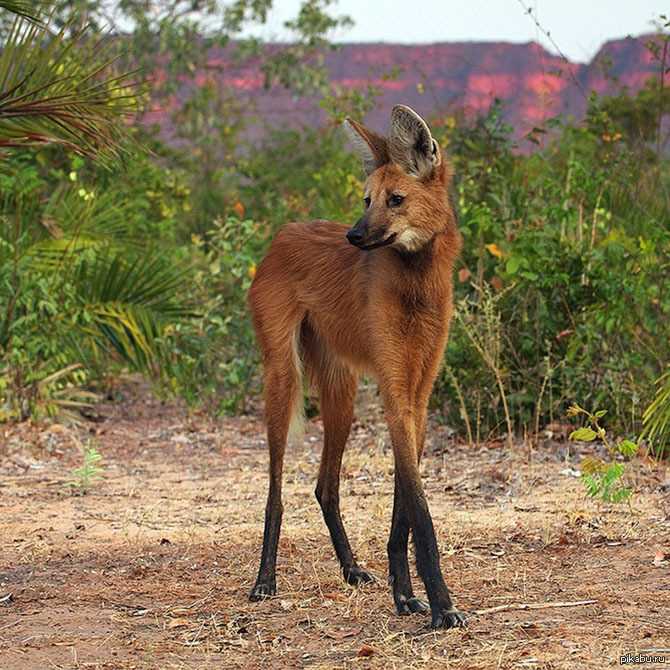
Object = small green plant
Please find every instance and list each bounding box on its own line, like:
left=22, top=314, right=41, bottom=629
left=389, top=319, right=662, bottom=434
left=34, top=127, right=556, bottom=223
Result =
left=67, top=441, right=104, bottom=493
left=567, top=404, right=638, bottom=504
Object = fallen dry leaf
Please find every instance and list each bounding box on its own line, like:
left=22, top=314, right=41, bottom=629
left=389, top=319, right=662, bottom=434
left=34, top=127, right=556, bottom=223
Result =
left=490, top=275, right=504, bottom=291
left=222, top=638, right=249, bottom=648
left=232, top=201, right=245, bottom=218
left=322, top=591, right=348, bottom=602
left=358, top=644, right=376, bottom=657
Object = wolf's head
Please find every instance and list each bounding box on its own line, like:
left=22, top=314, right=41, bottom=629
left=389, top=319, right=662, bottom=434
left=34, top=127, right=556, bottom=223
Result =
left=343, top=105, right=454, bottom=253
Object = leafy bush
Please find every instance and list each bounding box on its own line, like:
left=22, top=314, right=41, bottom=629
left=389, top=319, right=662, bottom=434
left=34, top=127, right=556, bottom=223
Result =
left=431, top=94, right=669, bottom=442
left=161, top=216, right=269, bottom=413
left=0, top=150, right=194, bottom=420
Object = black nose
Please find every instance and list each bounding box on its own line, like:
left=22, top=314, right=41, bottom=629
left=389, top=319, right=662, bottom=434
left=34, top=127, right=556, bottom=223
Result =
left=347, top=229, right=364, bottom=245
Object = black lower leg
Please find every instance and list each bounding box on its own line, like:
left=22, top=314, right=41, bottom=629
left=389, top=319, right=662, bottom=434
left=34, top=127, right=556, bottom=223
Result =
left=405, top=486, right=465, bottom=628
left=317, top=489, right=374, bottom=585
left=250, top=478, right=282, bottom=600
left=388, top=475, right=429, bottom=615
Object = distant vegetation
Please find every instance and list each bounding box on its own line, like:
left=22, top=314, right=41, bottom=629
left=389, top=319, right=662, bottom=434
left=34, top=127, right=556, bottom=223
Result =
left=0, top=2, right=668, bottom=456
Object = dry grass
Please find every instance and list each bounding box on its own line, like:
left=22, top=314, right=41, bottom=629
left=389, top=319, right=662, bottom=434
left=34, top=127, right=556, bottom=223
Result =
left=0, top=386, right=669, bottom=669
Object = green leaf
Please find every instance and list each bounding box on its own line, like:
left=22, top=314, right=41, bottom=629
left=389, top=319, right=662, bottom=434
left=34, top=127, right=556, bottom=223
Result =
left=618, top=439, right=639, bottom=457
left=603, top=462, right=624, bottom=483
left=610, top=487, right=632, bottom=503
left=642, top=371, right=670, bottom=458
left=594, top=409, right=608, bottom=418
left=569, top=427, right=598, bottom=442
left=582, top=474, right=601, bottom=498
left=506, top=256, right=521, bottom=274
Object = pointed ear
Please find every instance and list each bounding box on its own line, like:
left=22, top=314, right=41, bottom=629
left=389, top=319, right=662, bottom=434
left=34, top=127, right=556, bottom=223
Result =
left=388, top=104, right=441, bottom=179
left=343, top=117, right=389, bottom=175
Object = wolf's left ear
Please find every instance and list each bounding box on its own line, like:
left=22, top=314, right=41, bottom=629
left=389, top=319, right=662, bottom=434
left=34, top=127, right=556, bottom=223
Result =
left=388, top=104, right=441, bottom=179
left=343, top=117, right=389, bottom=175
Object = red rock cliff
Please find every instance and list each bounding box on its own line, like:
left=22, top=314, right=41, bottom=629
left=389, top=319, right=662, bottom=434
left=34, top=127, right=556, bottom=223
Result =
left=145, top=34, right=664, bottom=141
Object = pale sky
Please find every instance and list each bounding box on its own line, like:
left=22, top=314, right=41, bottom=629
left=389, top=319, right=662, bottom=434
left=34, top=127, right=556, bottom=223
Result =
left=241, top=0, right=667, bottom=63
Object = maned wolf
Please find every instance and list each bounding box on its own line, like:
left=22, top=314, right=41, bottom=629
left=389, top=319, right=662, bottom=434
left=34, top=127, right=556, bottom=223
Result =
left=247, top=105, right=464, bottom=629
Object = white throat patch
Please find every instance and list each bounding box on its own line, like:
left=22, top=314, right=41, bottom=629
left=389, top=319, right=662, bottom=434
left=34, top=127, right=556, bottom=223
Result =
left=394, top=227, right=425, bottom=252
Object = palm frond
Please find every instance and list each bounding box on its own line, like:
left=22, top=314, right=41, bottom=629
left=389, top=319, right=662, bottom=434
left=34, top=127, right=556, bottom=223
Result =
left=36, top=362, right=83, bottom=388
left=0, top=16, right=141, bottom=162
left=27, top=235, right=109, bottom=269
left=24, top=184, right=148, bottom=269
left=33, top=362, right=99, bottom=424
left=42, top=186, right=140, bottom=243
left=0, top=1, right=48, bottom=24
left=80, top=303, right=162, bottom=371
left=76, top=253, right=194, bottom=317
left=642, top=371, right=670, bottom=457
left=72, top=252, right=195, bottom=373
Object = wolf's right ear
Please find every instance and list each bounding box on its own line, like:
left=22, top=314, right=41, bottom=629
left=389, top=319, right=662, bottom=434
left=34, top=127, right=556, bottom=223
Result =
left=343, top=118, right=389, bottom=175
left=388, top=105, right=441, bottom=180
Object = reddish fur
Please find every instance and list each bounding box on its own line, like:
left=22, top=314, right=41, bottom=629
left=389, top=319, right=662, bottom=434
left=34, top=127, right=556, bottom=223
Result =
left=247, top=108, right=465, bottom=629
left=249, top=162, right=459, bottom=398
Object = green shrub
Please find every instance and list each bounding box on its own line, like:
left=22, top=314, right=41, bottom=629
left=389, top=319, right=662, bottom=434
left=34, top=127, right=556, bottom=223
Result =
left=432, top=95, right=669, bottom=441
left=0, top=149, right=195, bottom=420
left=161, top=216, right=268, bottom=414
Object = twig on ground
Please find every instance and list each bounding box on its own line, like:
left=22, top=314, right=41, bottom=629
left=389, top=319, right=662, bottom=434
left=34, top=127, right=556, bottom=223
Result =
left=473, top=599, right=597, bottom=616
left=0, top=619, right=20, bottom=632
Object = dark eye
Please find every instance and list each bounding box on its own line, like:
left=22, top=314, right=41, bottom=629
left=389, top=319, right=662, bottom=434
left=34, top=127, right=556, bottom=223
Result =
left=389, top=194, right=405, bottom=207
left=364, top=196, right=371, bottom=208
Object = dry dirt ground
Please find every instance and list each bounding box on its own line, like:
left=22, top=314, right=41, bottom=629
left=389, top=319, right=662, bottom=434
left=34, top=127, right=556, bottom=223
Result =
left=1, top=386, right=669, bottom=669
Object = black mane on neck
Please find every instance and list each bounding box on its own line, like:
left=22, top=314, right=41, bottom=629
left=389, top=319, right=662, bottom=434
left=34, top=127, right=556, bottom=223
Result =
left=394, top=234, right=436, bottom=272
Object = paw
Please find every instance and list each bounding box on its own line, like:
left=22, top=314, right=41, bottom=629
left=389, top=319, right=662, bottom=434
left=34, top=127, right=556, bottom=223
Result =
left=249, top=580, right=276, bottom=601
left=396, top=595, right=430, bottom=616
left=431, top=607, right=467, bottom=629
left=344, top=565, right=375, bottom=586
